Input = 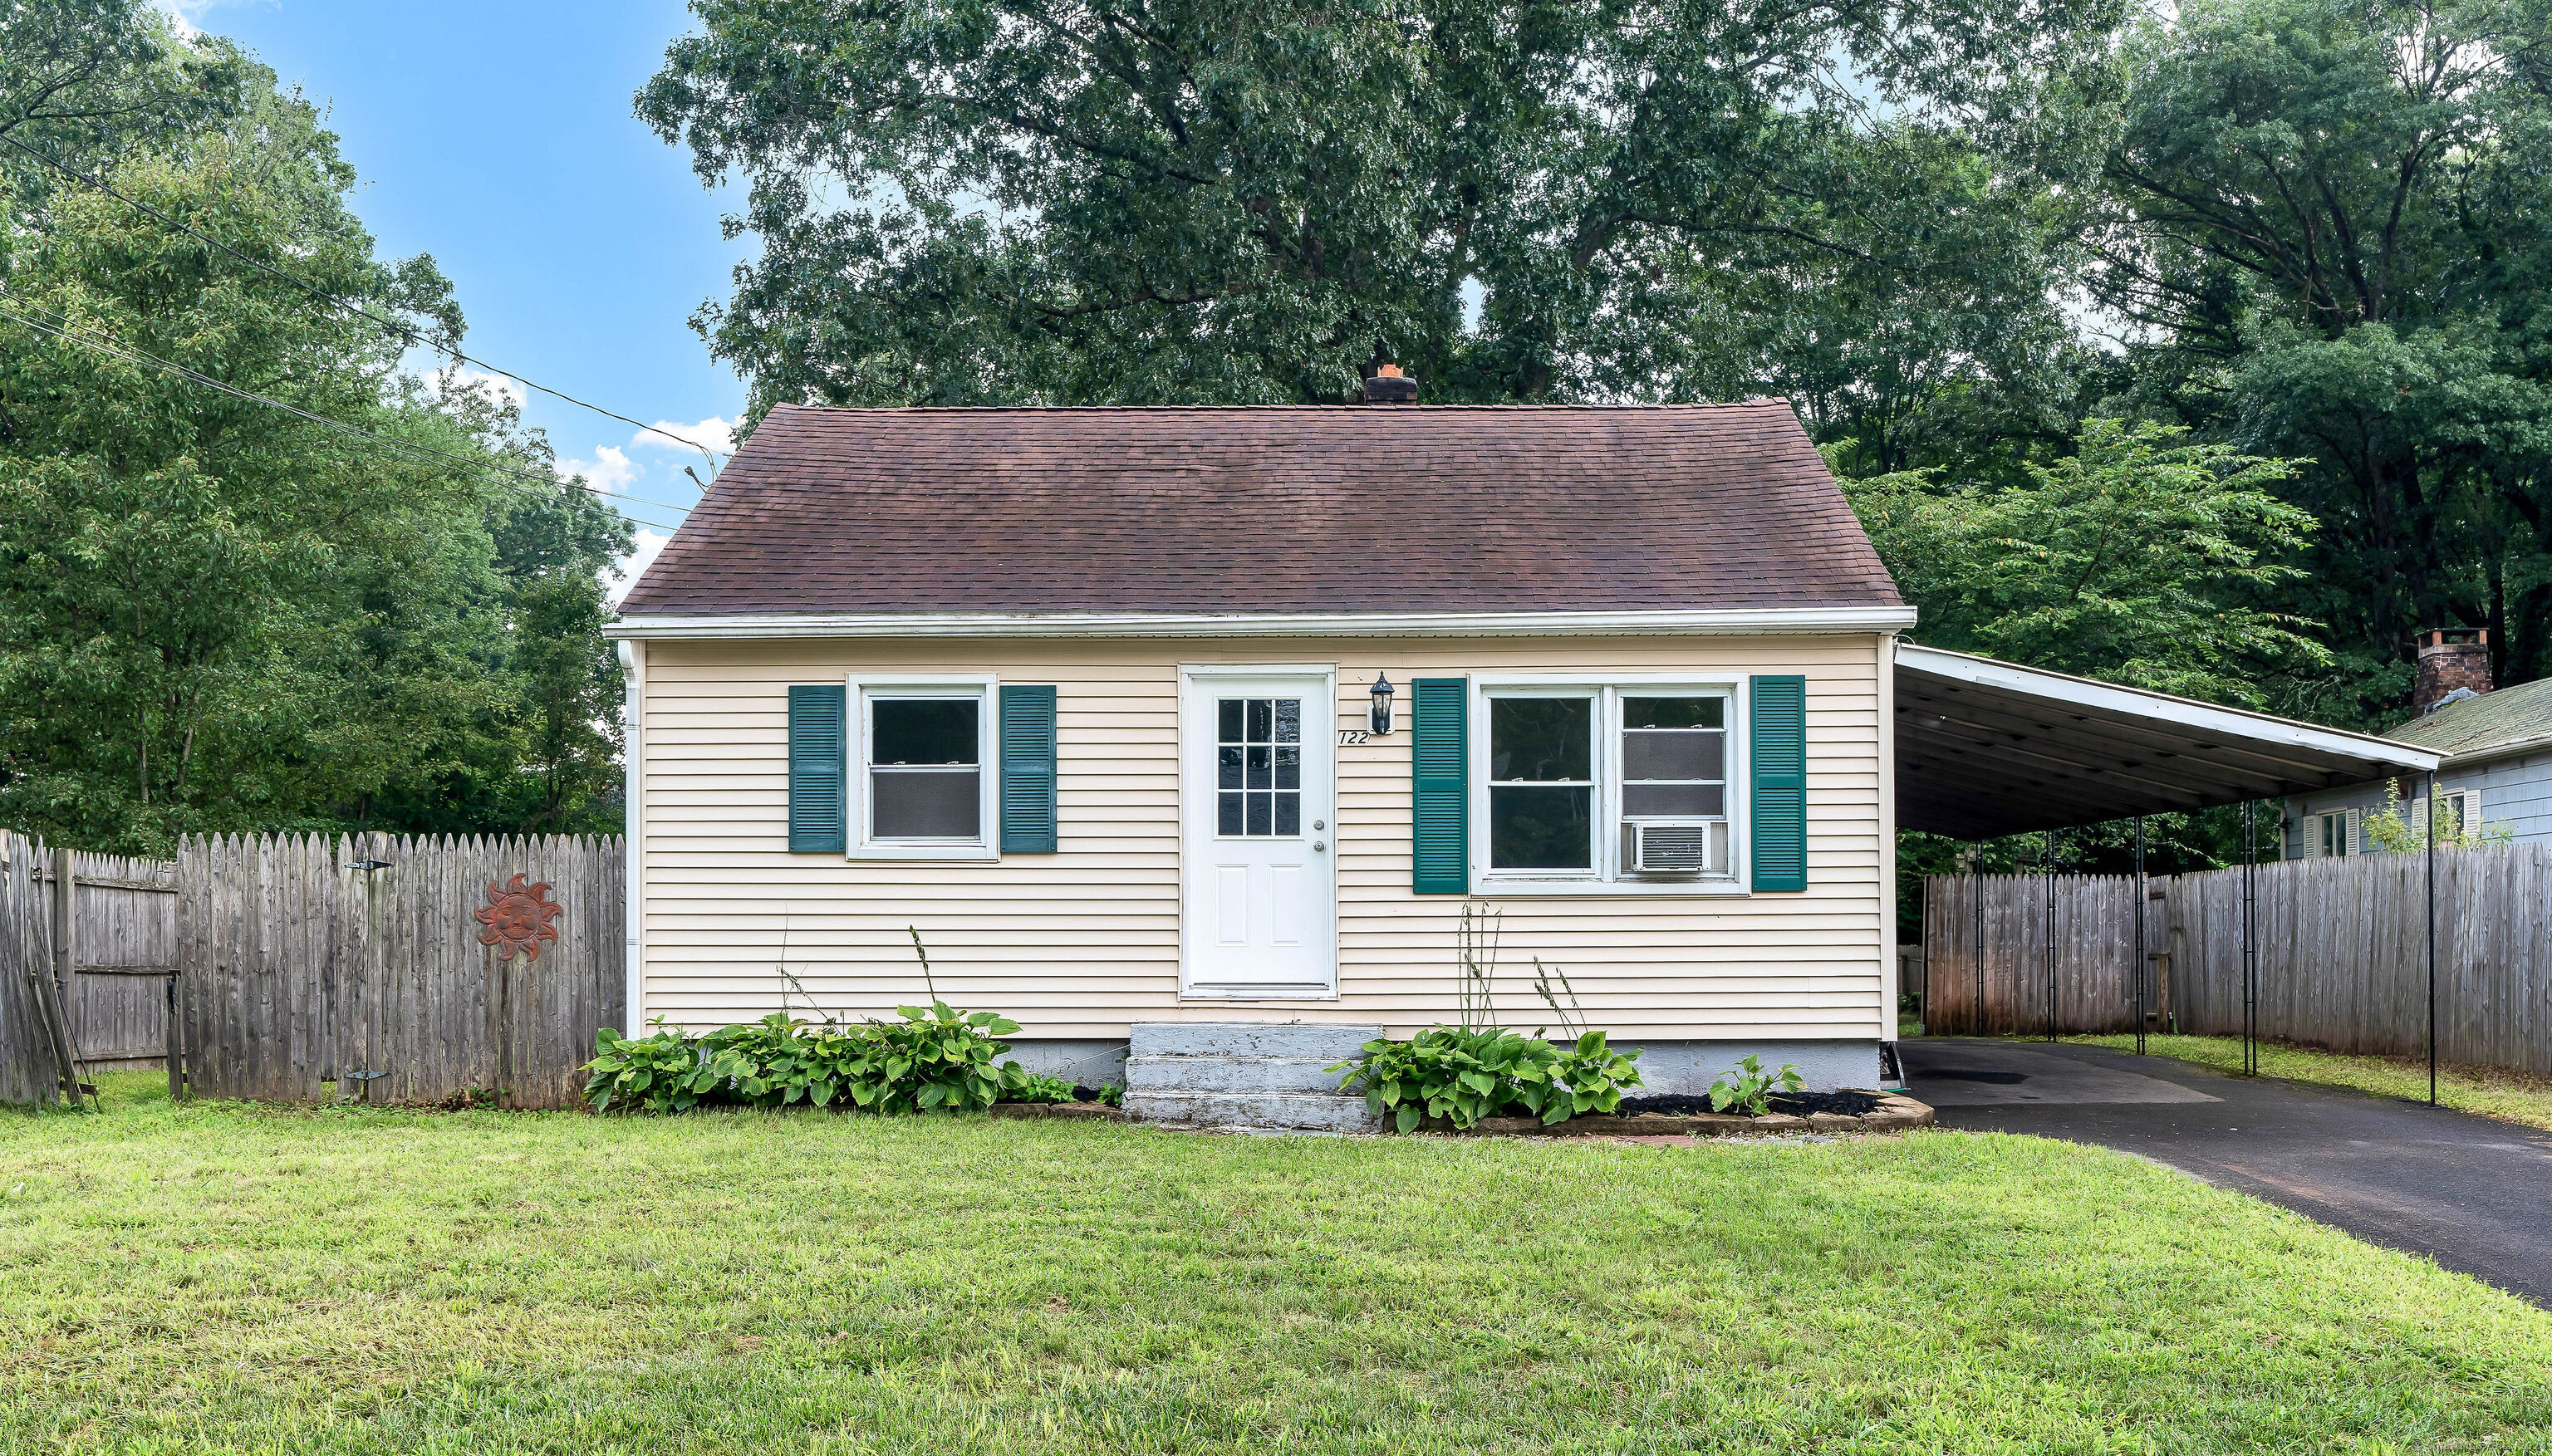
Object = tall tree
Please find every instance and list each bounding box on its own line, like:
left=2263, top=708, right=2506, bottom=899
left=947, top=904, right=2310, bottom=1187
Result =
left=2093, top=0, right=2552, bottom=716
left=0, top=17, right=631, bottom=851
left=639, top=0, right=2125, bottom=420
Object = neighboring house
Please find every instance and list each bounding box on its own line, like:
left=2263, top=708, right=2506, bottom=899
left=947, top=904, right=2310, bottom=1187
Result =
left=2285, top=630, right=2552, bottom=857
left=611, top=395, right=1916, bottom=1095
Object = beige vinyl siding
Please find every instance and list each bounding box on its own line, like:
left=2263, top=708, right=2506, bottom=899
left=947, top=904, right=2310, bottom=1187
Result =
left=636, top=635, right=1887, bottom=1041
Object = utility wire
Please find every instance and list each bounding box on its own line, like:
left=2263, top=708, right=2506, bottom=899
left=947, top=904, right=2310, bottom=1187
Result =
left=0, top=292, right=692, bottom=532
left=0, top=132, right=727, bottom=475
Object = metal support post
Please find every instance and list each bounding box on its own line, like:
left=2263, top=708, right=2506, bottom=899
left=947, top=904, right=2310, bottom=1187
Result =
left=2241, top=801, right=2258, bottom=1076
left=2045, top=828, right=2059, bottom=1042
left=2133, top=816, right=2147, bottom=1057
left=2427, top=772, right=2439, bottom=1105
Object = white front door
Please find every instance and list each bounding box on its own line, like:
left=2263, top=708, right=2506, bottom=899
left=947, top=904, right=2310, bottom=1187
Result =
left=1180, top=667, right=1337, bottom=998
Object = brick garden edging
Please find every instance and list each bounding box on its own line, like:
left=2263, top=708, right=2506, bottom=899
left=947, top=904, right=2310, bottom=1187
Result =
left=1431, top=1092, right=1937, bottom=1138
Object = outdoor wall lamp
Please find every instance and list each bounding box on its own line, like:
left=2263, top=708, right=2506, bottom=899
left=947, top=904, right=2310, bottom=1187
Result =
left=1369, top=673, right=1396, bottom=736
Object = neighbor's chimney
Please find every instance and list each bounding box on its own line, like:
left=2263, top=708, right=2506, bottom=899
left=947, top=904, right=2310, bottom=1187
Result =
left=1362, top=363, right=1418, bottom=404
left=2413, top=627, right=2491, bottom=715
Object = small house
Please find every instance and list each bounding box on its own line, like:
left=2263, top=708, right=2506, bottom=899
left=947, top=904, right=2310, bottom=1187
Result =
left=611, top=394, right=1915, bottom=1105
left=2286, top=630, right=2552, bottom=855
left=608, top=386, right=2439, bottom=1122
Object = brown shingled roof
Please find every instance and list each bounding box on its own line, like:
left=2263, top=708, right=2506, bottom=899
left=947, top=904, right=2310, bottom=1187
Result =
left=617, top=400, right=1902, bottom=616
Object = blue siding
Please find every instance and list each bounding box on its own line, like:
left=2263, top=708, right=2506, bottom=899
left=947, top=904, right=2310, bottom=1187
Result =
left=2281, top=750, right=2552, bottom=855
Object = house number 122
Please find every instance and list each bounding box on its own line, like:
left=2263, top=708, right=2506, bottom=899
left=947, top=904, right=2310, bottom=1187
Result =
left=1336, top=730, right=1369, bottom=746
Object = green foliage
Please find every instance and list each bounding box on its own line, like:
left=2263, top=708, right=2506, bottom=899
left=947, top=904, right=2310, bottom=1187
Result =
left=640, top=0, right=2122, bottom=416
left=1707, top=1055, right=1806, bottom=1116
left=0, top=7, right=633, bottom=851
left=579, top=1022, right=714, bottom=1114
left=581, top=1005, right=1036, bottom=1115
left=2097, top=0, right=2552, bottom=703
left=2360, top=779, right=2516, bottom=853
left=1002, top=1072, right=1080, bottom=1105
left=1335, top=1027, right=1642, bottom=1132
left=1845, top=418, right=2329, bottom=707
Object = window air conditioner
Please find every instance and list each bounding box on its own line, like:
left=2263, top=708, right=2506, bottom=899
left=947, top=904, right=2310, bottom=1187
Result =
left=1627, top=821, right=1719, bottom=874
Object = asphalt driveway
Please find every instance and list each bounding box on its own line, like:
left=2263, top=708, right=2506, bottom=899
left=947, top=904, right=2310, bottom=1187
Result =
left=1903, top=1037, right=2552, bottom=1306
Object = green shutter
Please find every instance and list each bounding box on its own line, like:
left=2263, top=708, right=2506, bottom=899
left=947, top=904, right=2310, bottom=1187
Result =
left=1411, top=678, right=1469, bottom=895
left=1750, top=674, right=1808, bottom=892
left=788, top=684, right=847, bottom=854
left=1000, top=684, right=1058, bottom=853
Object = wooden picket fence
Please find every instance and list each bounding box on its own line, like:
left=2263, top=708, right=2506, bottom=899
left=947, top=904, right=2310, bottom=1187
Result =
left=1, top=831, right=624, bottom=1107
left=1923, top=843, right=2552, bottom=1076
left=176, top=833, right=624, bottom=1108
left=1921, top=873, right=2150, bottom=1037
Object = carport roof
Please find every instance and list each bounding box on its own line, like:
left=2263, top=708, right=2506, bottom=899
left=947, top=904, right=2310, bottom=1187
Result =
left=1895, top=645, right=2441, bottom=840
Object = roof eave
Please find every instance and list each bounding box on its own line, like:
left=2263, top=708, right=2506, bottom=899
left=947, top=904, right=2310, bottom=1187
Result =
left=606, top=605, right=1919, bottom=641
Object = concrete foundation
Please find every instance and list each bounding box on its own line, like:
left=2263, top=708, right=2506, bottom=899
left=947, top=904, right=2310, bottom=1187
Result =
left=1614, top=1040, right=1885, bottom=1094
left=1014, top=1035, right=1882, bottom=1096
left=1001, top=1039, right=1131, bottom=1088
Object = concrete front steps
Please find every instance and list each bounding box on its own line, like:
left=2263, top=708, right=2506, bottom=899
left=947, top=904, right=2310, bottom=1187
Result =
left=1122, top=1022, right=1383, bottom=1132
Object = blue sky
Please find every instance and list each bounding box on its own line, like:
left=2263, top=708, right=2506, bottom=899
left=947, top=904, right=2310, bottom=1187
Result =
left=160, top=0, right=748, bottom=587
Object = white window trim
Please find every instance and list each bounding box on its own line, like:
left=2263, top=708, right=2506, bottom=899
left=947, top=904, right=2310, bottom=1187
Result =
left=1467, top=672, right=1750, bottom=897
left=848, top=672, right=1000, bottom=861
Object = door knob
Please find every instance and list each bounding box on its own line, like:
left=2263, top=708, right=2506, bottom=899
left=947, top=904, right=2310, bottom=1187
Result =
left=1314, top=841, right=1328, bottom=852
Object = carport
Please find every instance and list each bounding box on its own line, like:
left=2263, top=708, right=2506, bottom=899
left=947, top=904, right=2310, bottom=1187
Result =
left=1890, top=645, right=2441, bottom=1080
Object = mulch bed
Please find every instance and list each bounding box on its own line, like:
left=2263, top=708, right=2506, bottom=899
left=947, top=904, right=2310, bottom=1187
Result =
left=1618, top=1091, right=1887, bottom=1118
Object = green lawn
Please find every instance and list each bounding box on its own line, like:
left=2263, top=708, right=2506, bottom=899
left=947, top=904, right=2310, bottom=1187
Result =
left=7, top=1075, right=2552, bottom=1454
left=2063, top=1032, right=2552, bottom=1134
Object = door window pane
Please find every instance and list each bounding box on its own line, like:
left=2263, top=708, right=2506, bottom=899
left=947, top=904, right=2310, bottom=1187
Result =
left=872, top=769, right=980, bottom=838
left=873, top=699, right=978, bottom=765
left=1217, top=697, right=1302, bottom=836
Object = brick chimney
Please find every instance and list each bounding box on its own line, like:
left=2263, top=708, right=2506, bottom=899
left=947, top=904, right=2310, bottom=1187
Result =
left=1361, top=363, right=1418, bottom=404
left=2413, top=627, right=2491, bottom=716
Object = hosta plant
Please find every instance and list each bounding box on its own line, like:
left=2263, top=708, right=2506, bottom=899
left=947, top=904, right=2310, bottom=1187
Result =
left=1334, top=1027, right=1643, bottom=1132
left=583, top=1019, right=733, bottom=1113
left=1707, top=1054, right=1806, bottom=1115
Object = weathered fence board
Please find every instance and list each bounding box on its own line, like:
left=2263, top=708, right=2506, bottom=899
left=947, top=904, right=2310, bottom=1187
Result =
left=1924, top=843, right=2552, bottom=1076
left=174, top=832, right=621, bottom=1108
left=60, top=851, right=178, bottom=1066
left=0, top=831, right=65, bottom=1105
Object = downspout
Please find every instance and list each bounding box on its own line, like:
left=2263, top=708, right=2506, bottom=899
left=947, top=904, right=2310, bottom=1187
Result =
left=618, top=637, right=645, bottom=1036
left=1877, top=631, right=1899, bottom=1081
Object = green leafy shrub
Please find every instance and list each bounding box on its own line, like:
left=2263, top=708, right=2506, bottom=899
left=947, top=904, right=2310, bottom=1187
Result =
left=1335, top=1027, right=1642, bottom=1132
left=583, top=1021, right=724, bottom=1113
left=1707, top=1054, right=1805, bottom=1115
left=1001, top=1071, right=1079, bottom=1105
left=579, top=1003, right=1032, bottom=1115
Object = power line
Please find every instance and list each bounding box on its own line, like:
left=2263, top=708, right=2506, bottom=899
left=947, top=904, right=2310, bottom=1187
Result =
left=0, top=292, right=693, bottom=532
left=0, top=132, right=728, bottom=474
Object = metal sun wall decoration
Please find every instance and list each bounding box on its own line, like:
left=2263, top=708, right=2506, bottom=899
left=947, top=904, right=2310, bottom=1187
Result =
left=474, top=873, right=562, bottom=962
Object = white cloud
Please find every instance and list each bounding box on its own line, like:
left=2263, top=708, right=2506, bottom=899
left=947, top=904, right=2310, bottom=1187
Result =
left=636, top=416, right=736, bottom=458
left=611, top=528, right=671, bottom=605
left=558, top=444, right=639, bottom=495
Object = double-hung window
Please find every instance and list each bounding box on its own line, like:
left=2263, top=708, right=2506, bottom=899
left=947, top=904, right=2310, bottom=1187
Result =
left=1475, top=679, right=1740, bottom=890
left=852, top=675, right=998, bottom=859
